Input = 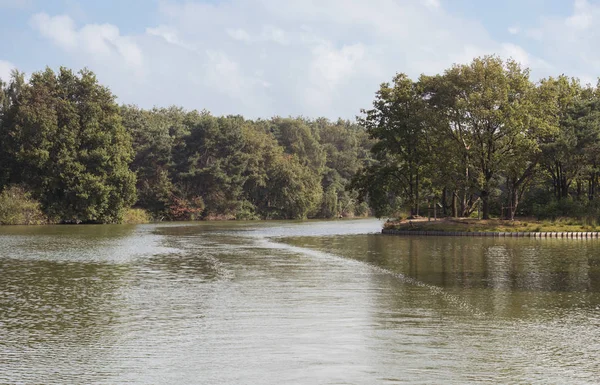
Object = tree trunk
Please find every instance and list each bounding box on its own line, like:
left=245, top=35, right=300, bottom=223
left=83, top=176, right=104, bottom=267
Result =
left=415, top=172, right=420, bottom=216
left=481, top=190, right=490, bottom=220
left=452, top=190, right=458, bottom=218
left=510, top=187, right=518, bottom=221
left=442, top=187, right=448, bottom=217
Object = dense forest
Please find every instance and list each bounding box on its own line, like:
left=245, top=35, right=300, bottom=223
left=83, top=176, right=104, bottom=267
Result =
left=3, top=56, right=600, bottom=224
left=355, top=56, right=600, bottom=223
left=0, top=67, right=372, bottom=224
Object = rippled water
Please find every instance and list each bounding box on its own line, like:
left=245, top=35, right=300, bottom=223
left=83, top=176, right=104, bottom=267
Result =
left=1, top=219, right=599, bottom=384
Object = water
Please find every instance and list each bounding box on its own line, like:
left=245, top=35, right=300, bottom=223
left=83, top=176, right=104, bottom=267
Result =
left=0, top=219, right=599, bottom=384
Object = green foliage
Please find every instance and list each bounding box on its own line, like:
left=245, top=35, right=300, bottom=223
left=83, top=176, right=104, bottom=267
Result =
left=359, top=74, right=430, bottom=216
left=123, top=208, right=152, bottom=224
left=2, top=65, right=373, bottom=224
left=356, top=55, right=600, bottom=222
left=121, top=106, right=372, bottom=220
left=3, top=67, right=136, bottom=224
left=0, top=186, right=48, bottom=225
left=13, top=57, right=600, bottom=225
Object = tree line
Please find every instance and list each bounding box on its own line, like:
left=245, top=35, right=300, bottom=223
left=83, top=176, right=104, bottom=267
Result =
left=0, top=67, right=372, bottom=223
left=4, top=56, right=599, bottom=225
left=354, top=55, right=600, bottom=222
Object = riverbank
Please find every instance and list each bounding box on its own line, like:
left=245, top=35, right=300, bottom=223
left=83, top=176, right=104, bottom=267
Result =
left=384, top=217, right=600, bottom=234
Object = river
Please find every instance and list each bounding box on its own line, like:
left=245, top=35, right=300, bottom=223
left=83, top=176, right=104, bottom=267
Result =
left=0, top=219, right=599, bottom=384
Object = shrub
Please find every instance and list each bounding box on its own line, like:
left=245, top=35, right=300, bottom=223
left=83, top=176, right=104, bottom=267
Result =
left=168, top=195, right=205, bottom=221
left=0, top=186, right=48, bottom=225
left=122, top=208, right=152, bottom=224
left=354, top=202, right=370, bottom=217
left=533, top=199, right=588, bottom=220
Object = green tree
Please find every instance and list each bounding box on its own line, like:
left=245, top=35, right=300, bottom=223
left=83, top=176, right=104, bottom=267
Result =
left=539, top=77, right=592, bottom=201
left=177, top=113, right=249, bottom=218
left=358, top=73, right=431, bottom=216
left=427, top=56, right=534, bottom=219
left=11, top=67, right=136, bottom=223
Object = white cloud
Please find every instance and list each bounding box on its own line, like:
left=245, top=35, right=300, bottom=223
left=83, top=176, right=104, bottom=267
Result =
left=567, top=0, right=592, bottom=29
left=227, top=28, right=252, bottom=42
left=508, top=26, right=520, bottom=35
left=305, top=43, right=367, bottom=111
left=147, top=25, right=195, bottom=50
left=30, top=13, right=78, bottom=50
left=501, top=43, right=552, bottom=71
left=520, top=0, right=600, bottom=83
left=26, top=1, right=556, bottom=119
left=424, top=0, right=441, bottom=10
left=226, top=25, right=289, bottom=45
left=30, top=13, right=143, bottom=71
left=0, top=59, right=15, bottom=81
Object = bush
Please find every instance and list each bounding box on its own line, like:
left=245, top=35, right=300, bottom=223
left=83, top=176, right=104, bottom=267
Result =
left=0, top=186, right=48, bottom=225
left=122, top=208, right=152, bottom=224
left=168, top=195, right=205, bottom=221
left=533, top=198, right=588, bottom=220
left=235, top=200, right=260, bottom=220
left=354, top=202, right=370, bottom=217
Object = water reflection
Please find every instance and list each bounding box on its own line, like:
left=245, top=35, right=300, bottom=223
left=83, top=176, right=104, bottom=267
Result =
left=0, top=220, right=599, bottom=384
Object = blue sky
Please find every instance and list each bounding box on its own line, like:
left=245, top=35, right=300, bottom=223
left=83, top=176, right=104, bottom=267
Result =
left=0, top=0, right=598, bottom=118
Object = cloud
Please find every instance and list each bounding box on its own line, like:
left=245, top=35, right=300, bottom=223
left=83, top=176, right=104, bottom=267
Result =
left=424, top=0, right=441, bottom=10
left=520, top=0, right=600, bottom=83
left=226, top=25, right=289, bottom=45
left=30, top=13, right=143, bottom=71
left=26, top=1, right=553, bottom=119
left=508, top=26, right=520, bottom=35
left=227, top=28, right=252, bottom=43
left=146, top=25, right=195, bottom=50
left=0, top=59, right=15, bottom=81
left=566, top=0, right=592, bottom=29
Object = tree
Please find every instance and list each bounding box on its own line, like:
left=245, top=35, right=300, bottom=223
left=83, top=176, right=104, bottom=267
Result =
left=0, top=70, right=26, bottom=191
left=539, top=77, right=593, bottom=201
left=176, top=113, right=249, bottom=218
left=10, top=67, right=136, bottom=223
left=359, top=73, right=431, bottom=216
left=502, top=78, right=561, bottom=219
left=426, top=56, right=534, bottom=219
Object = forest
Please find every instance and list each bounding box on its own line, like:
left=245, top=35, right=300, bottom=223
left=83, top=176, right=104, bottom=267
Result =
left=2, top=55, right=600, bottom=224
left=0, top=67, right=372, bottom=224
left=355, top=56, right=600, bottom=223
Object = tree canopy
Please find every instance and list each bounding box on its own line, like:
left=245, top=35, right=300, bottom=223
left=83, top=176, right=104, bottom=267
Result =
left=354, top=55, right=600, bottom=222
left=4, top=56, right=600, bottom=224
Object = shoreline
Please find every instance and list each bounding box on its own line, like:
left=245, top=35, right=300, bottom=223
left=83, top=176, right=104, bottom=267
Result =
left=0, top=216, right=374, bottom=227
left=382, top=228, right=600, bottom=238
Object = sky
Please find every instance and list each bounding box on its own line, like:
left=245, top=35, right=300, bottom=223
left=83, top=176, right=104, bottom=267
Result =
left=0, top=0, right=598, bottom=119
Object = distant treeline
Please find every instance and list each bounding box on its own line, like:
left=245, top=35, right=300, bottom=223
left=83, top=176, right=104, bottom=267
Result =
left=355, top=55, right=600, bottom=222
left=4, top=56, right=599, bottom=225
left=0, top=67, right=373, bottom=223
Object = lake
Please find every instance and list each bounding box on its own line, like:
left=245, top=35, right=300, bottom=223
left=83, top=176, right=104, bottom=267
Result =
left=1, top=219, right=599, bottom=384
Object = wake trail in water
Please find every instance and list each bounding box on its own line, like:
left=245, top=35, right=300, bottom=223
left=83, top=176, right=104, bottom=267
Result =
left=256, top=237, right=488, bottom=319
left=253, top=234, right=600, bottom=381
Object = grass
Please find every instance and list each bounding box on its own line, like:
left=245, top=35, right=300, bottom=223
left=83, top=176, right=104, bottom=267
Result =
left=384, top=217, right=600, bottom=233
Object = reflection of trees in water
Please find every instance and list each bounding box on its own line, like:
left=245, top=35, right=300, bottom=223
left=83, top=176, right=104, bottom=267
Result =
left=0, top=258, right=129, bottom=383
left=283, top=235, right=600, bottom=317
left=0, top=258, right=128, bottom=340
